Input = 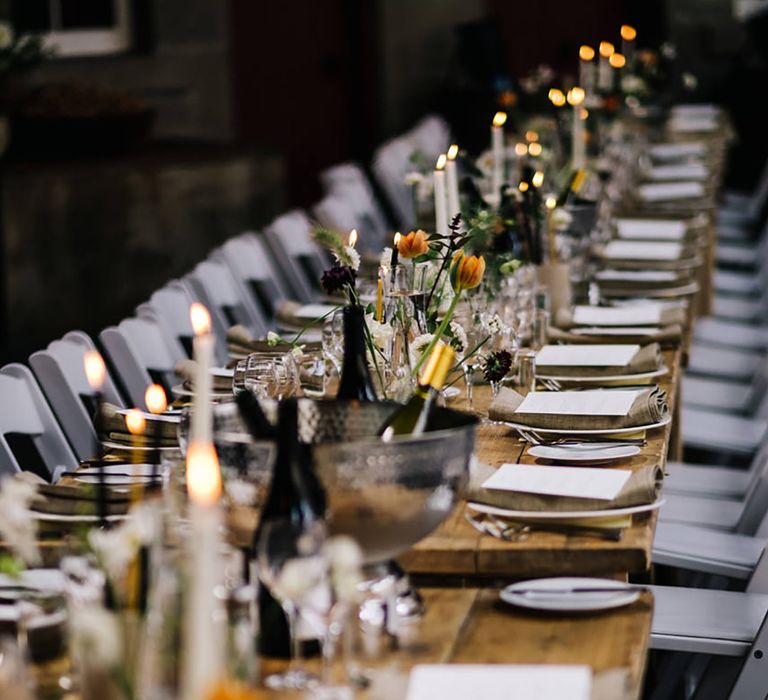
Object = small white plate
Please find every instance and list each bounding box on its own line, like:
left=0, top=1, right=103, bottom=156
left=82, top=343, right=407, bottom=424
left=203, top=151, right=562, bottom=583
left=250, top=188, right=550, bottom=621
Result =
left=32, top=512, right=126, bottom=524
left=466, top=498, right=664, bottom=521
left=0, top=569, right=66, bottom=593
left=114, top=408, right=180, bottom=424
left=500, top=577, right=641, bottom=612
left=171, top=384, right=232, bottom=400
left=76, top=464, right=157, bottom=477
left=74, top=474, right=155, bottom=486
left=528, top=444, right=641, bottom=463
left=101, top=440, right=178, bottom=452
left=502, top=414, right=671, bottom=436
left=537, top=366, right=669, bottom=384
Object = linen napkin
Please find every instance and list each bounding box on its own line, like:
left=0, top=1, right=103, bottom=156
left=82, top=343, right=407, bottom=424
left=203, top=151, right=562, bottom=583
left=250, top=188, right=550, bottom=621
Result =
left=554, top=306, right=687, bottom=329
left=488, top=387, right=668, bottom=430
left=14, top=471, right=131, bottom=517
left=467, top=460, right=663, bottom=512
left=537, top=343, right=662, bottom=377
left=226, top=324, right=322, bottom=357
left=548, top=324, right=683, bottom=347
left=98, top=403, right=179, bottom=446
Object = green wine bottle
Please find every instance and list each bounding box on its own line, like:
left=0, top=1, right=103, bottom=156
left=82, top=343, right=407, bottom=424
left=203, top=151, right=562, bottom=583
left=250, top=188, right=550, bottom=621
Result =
left=379, top=341, right=455, bottom=440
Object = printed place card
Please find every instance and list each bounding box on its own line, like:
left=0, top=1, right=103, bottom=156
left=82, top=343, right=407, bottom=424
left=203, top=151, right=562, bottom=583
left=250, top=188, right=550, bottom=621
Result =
left=572, top=305, right=662, bottom=326
left=638, top=182, right=705, bottom=202
left=536, top=344, right=640, bottom=367
left=615, top=218, right=687, bottom=240
left=515, top=390, right=643, bottom=417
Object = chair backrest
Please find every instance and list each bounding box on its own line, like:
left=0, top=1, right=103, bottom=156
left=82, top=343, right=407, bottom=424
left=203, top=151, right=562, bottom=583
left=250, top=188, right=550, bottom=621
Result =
left=738, top=447, right=768, bottom=535
left=0, top=364, right=78, bottom=480
left=185, top=259, right=267, bottom=343
left=313, top=193, right=388, bottom=255
left=408, top=114, right=451, bottom=162
left=263, top=209, right=328, bottom=303
left=216, top=233, right=292, bottom=329
left=29, top=334, right=124, bottom=462
left=101, top=317, right=184, bottom=408
left=320, top=163, right=390, bottom=242
left=371, top=135, right=417, bottom=231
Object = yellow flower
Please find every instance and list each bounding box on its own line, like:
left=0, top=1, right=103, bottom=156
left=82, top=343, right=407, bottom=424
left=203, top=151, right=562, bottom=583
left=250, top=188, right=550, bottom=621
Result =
left=397, top=230, right=429, bottom=259
left=207, top=680, right=259, bottom=700
left=450, top=251, right=486, bottom=292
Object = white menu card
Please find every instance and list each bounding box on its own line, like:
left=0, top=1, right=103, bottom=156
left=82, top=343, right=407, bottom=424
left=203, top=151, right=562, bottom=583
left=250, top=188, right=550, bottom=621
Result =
left=638, top=182, right=705, bottom=202
left=649, top=163, right=708, bottom=181
left=615, top=218, right=687, bottom=240
left=602, top=241, right=684, bottom=261
left=649, top=142, right=706, bottom=160
left=536, top=344, right=640, bottom=368
left=514, top=390, right=643, bottom=417
left=572, top=305, right=662, bottom=326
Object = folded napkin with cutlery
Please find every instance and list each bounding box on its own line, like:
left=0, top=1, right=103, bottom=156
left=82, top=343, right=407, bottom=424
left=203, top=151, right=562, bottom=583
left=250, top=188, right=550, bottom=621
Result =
left=226, top=324, right=322, bottom=358
left=537, top=343, right=662, bottom=377
left=467, top=460, right=663, bottom=512
left=488, top=387, right=669, bottom=430
left=99, top=403, right=179, bottom=446
left=547, top=324, right=683, bottom=347
left=555, top=306, right=687, bottom=329
left=276, top=301, right=338, bottom=329
left=175, top=359, right=233, bottom=393
left=15, top=471, right=131, bottom=517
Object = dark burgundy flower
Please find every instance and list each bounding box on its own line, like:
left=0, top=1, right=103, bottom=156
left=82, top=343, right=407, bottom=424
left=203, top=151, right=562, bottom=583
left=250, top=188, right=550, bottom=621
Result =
left=481, top=350, right=513, bottom=383
left=321, top=265, right=356, bottom=295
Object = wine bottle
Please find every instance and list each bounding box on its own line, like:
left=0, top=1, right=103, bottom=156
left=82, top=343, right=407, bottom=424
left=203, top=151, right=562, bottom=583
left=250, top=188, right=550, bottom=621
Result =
left=555, top=168, right=586, bottom=207
left=235, top=390, right=275, bottom=440
left=247, top=398, right=326, bottom=658
left=337, top=304, right=378, bottom=401
left=379, top=341, right=455, bottom=440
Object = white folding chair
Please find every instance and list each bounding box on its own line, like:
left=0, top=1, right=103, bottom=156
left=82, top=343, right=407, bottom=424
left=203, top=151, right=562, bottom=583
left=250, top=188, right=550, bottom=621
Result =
left=371, top=135, right=418, bottom=231
left=100, top=317, right=185, bottom=409
left=215, top=233, right=292, bottom=331
left=184, top=259, right=267, bottom=344
left=263, top=209, right=328, bottom=303
left=408, top=114, right=451, bottom=162
left=30, top=334, right=124, bottom=462
left=0, top=364, right=78, bottom=480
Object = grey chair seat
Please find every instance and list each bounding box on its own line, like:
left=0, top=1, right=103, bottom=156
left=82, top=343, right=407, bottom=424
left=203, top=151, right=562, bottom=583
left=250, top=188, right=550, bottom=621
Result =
left=712, top=295, right=764, bottom=323
left=653, top=521, right=764, bottom=578
left=664, top=461, right=753, bottom=498
left=659, top=492, right=743, bottom=530
left=651, top=585, right=768, bottom=656
left=681, top=407, right=766, bottom=455
left=693, top=318, right=768, bottom=350
left=713, top=269, right=762, bottom=295
left=717, top=242, right=762, bottom=268
left=687, top=344, right=763, bottom=381
left=682, top=375, right=751, bottom=413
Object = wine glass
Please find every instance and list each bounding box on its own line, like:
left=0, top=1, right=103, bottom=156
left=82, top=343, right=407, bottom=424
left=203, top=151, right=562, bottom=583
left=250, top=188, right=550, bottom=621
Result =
left=257, top=519, right=330, bottom=690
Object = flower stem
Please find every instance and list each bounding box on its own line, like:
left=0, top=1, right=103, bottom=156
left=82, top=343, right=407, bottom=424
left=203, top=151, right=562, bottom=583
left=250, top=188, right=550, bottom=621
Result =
left=412, top=292, right=459, bottom=377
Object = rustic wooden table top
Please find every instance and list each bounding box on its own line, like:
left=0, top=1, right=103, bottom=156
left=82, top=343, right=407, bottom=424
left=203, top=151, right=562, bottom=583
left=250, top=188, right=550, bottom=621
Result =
left=400, top=348, right=681, bottom=581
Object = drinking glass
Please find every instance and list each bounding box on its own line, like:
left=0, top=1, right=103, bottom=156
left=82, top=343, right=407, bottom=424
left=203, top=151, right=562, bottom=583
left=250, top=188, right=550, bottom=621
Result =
left=257, top=519, right=330, bottom=690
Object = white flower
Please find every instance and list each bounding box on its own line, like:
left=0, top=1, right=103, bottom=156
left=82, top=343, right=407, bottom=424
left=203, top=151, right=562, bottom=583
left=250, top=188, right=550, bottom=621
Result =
left=551, top=207, right=573, bottom=231
left=410, top=333, right=434, bottom=361
left=71, top=605, right=122, bottom=669
left=0, top=477, right=40, bottom=565
left=403, top=171, right=425, bottom=187
left=437, top=282, right=455, bottom=316
left=88, top=502, right=156, bottom=583
left=621, top=74, right=648, bottom=95
left=276, top=556, right=328, bottom=602
left=324, top=536, right=363, bottom=604
left=344, top=245, right=361, bottom=272
left=380, top=247, right=393, bottom=271
left=476, top=150, right=494, bottom=177
left=365, top=313, right=393, bottom=350
left=266, top=331, right=282, bottom=346
left=449, top=322, right=468, bottom=360
left=0, top=22, right=14, bottom=51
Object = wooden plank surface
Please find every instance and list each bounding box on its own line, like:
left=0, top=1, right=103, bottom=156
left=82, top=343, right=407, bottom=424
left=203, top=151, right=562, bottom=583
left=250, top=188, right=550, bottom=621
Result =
left=255, top=588, right=653, bottom=700
left=400, top=349, right=681, bottom=580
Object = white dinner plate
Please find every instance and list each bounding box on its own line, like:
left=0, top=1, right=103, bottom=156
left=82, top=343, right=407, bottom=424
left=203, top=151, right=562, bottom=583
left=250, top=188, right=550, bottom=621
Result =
left=499, top=414, right=671, bottom=436
left=114, top=408, right=181, bottom=424
left=32, top=512, right=126, bottom=524
left=527, top=444, right=641, bottom=463
left=75, top=464, right=158, bottom=476
left=600, top=282, right=700, bottom=299
left=171, top=384, right=232, bottom=400
left=0, top=569, right=66, bottom=593
left=500, top=577, right=641, bottom=612
left=74, top=474, right=155, bottom=486
left=466, top=498, right=665, bottom=521
left=101, top=440, right=178, bottom=452
left=536, top=366, right=669, bottom=384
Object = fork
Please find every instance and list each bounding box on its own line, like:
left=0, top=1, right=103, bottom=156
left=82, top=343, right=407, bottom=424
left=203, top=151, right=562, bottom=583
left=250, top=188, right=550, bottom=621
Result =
left=517, top=427, right=646, bottom=447
left=464, top=512, right=624, bottom=542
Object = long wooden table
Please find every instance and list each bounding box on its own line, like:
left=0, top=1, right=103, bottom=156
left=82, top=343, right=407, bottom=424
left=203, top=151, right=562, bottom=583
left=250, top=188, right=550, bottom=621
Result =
left=400, top=348, right=681, bottom=582
left=255, top=588, right=653, bottom=700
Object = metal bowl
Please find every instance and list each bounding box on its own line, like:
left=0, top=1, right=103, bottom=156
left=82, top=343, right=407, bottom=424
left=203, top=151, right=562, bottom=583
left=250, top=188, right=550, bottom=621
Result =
left=216, top=399, right=477, bottom=565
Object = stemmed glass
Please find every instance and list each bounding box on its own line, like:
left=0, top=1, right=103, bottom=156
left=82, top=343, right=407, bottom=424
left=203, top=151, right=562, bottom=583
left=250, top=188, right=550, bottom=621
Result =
left=257, top=519, right=330, bottom=690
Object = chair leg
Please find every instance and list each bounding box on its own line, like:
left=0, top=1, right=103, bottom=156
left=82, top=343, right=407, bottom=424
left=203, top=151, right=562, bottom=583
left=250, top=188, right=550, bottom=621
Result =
left=646, top=651, right=693, bottom=700
left=689, top=656, right=743, bottom=699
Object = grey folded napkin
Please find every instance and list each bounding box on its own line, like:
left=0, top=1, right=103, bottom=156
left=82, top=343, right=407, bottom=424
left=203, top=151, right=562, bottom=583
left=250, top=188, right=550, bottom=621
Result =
left=538, top=343, right=662, bottom=377
left=488, top=387, right=668, bottom=430
left=467, top=460, right=663, bottom=512
left=547, top=324, right=683, bottom=347
left=98, top=403, right=178, bottom=445
left=14, top=471, right=131, bottom=517
left=555, top=306, right=687, bottom=329
left=226, top=324, right=322, bottom=357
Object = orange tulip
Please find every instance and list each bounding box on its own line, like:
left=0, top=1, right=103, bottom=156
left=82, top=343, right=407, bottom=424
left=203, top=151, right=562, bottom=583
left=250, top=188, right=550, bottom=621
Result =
left=450, top=251, right=486, bottom=292
left=397, top=230, right=429, bottom=259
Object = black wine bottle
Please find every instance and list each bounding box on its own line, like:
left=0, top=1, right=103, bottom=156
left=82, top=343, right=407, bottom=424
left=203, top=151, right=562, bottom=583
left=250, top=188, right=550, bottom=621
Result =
left=379, top=341, right=455, bottom=439
left=556, top=168, right=586, bottom=207
left=247, top=398, right=326, bottom=658
left=235, top=390, right=275, bottom=440
left=337, top=304, right=377, bottom=401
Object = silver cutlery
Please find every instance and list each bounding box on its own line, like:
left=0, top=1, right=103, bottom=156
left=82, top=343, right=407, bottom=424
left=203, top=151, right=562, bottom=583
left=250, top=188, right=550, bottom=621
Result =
left=465, top=512, right=624, bottom=542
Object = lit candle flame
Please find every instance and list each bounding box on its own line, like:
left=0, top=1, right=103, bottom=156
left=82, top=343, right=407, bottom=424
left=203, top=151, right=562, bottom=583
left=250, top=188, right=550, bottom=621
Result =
left=186, top=441, right=222, bottom=505
left=621, top=25, right=637, bottom=41
left=518, top=181, right=530, bottom=193
left=394, top=232, right=401, bottom=246
left=84, top=351, right=106, bottom=391
left=609, top=53, right=626, bottom=69
left=348, top=229, right=358, bottom=248
left=581, top=108, right=589, bottom=120
left=436, top=154, right=447, bottom=171
left=532, top=171, right=545, bottom=188
left=525, top=130, right=539, bottom=142
left=447, top=144, right=459, bottom=160
left=579, top=45, right=596, bottom=61
left=492, top=111, right=507, bottom=128
left=125, top=408, right=146, bottom=436
left=548, top=88, right=566, bottom=107
left=599, top=41, right=615, bottom=58
left=545, top=196, right=557, bottom=210
left=190, top=303, right=211, bottom=336
left=145, top=384, right=168, bottom=415
left=528, top=142, right=543, bottom=157
left=567, top=87, right=586, bottom=106
left=514, top=143, right=528, bottom=156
